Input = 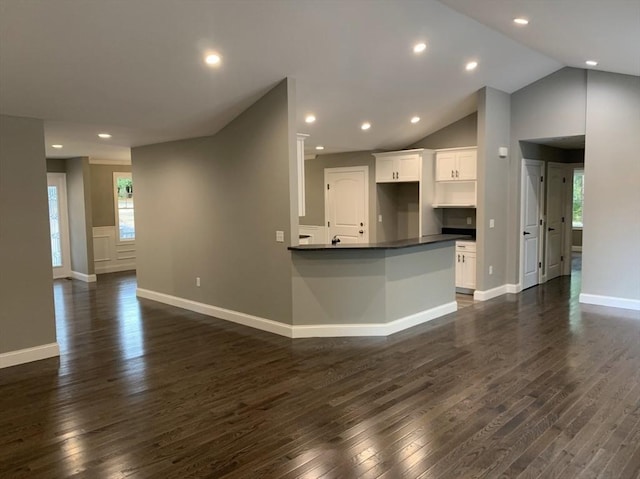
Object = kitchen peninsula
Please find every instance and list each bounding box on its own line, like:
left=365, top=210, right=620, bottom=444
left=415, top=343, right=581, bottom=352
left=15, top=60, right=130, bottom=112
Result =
left=289, top=234, right=467, bottom=337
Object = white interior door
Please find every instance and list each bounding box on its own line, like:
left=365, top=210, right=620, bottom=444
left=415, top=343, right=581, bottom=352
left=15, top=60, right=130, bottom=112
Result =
left=545, top=163, right=566, bottom=281
left=47, top=173, right=72, bottom=279
left=325, top=166, right=369, bottom=244
left=521, top=159, right=544, bottom=290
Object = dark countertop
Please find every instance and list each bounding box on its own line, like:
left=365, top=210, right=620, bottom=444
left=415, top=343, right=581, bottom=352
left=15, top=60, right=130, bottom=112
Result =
left=288, top=234, right=470, bottom=251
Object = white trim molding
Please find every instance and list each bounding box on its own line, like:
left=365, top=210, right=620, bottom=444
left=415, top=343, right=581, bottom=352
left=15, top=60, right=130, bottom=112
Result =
left=136, top=288, right=457, bottom=338
left=291, top=302, right=457, bottom=338
left=137, top=289, right=292, bottom=337
left=506, top=283, right=522, bottom=294
left=474, top=284, right=508, bottom=301
left=71, top=271, right=97, bottom=283
left=0, top=342, right=60, bottom=369
left=571, top=246, right=583, bottom=252
left=89, top=158, right=131, bottom=165
left=579, top=294, right=640, bottom=311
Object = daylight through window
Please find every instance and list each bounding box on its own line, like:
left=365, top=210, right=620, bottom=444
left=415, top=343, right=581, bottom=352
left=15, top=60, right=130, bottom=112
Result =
left=572, top=169, right=584, bottom=228
left=114, top=172, right=135, bottom=241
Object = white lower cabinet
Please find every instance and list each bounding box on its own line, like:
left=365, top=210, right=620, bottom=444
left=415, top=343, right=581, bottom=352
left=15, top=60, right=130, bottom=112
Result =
left=455, top=241, right=476, bottom=290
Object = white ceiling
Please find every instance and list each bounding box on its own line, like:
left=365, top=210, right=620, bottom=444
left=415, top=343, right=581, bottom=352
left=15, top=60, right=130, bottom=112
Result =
left=0, top=1, right=637, bottom=162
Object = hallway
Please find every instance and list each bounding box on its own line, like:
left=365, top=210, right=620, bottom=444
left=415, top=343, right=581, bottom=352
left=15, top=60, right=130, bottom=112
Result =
left=1, top=270, right=639, bottom=478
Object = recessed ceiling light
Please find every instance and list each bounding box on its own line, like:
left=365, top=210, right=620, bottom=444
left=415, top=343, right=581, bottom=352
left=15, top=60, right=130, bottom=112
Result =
left=52, top=144, right=63, bottom=149
left=205, top=53, right=221, bottom=65
left=98, top=133, right=112, bottom=139
left=315, top=145, right=324, bottom=150
left=413, top=42, right=427, bottom=54
left=305, top=114, right=316, bottom=124
left=465, top=61, right=478, bottom=71
left=411, top=116, right=421, bottom=124
left=585, top=60, right=598, bottom=66
left=361, top=122, right=371, bottom=130
left=513, top=18, right=529, bottom=25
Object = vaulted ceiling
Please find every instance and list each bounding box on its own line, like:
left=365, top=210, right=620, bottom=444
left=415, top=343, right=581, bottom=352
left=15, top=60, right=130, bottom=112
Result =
left=1, top=0, right=638, bottom=161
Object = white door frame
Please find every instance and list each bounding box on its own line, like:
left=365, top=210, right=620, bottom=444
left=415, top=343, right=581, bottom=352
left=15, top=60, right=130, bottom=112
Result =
left=545, top=162, right=568, bottom=281
left=324, top=166, right=369, bottom=244
left=47, top=172, right=72, bottom=279
left=565, top=164, right=584, bottom=274
left=519, top=159, right=545, bottom=289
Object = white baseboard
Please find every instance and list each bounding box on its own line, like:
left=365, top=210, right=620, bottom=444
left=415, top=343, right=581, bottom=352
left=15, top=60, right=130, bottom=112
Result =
left=136, top=288, right=458, bottom=338
left=579, top=293, right=640, bottom=311
left=137, top=288, right=293, bottom=337
left=0, top=342, right=60, bottom=369
left=506, top=283, right=522, bottom=294
left=95, top=263, right=136, bottom=275
left=291, top=301, right=458, bottom=338
left=71, top=271, right=97, bottom=283
left=474, top=284, right=508, bottom=301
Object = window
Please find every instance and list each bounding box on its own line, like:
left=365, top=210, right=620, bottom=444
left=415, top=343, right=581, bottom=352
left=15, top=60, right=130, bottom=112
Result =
left=114, top=172, right=135, bottom=242
left=572, top=168, right=584, bottom=228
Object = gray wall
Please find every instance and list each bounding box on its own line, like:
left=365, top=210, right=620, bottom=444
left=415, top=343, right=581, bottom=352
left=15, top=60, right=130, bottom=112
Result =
left=572, top=229, right=583, bottom=248
left=511, top=68, right=587, bottom=142
left=408, top=112, right=477, bottom=150
left=582, top=71, right=640, bottom=302
left=303, top=150, right=378, bottom=241
left=46, top=158, right=67, bottom=173
left=508, top=67, right=588, bottom=284
left=477, top=87, right=511, bottom=292
left=508, top=67, right=640, bottom=305
left=90, top=164, right=132, bottom=227
left=519, top=142, right=584, bottom=164
left=132, top=79, right=295, bottom=324
left=0, top=115, right=57, bottom=354
left=65, top=157, right=94, bottom=275
left=376, top=182, right=420, bottom=242
left=442, top=208, right=476, bottom=229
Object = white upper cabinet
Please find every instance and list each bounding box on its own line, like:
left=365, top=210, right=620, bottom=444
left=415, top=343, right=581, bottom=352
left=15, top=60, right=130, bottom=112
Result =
left=435, top=148, right=476, bottom=181
left=374, top=151, right=421, bottom=183
left=433, top=147, right=478, bottom=207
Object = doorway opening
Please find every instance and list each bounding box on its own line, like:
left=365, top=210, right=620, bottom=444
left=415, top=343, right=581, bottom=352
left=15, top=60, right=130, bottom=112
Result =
left=47, top=172, right=71, bottom=279
left=519, top=136, right=585, bottom=290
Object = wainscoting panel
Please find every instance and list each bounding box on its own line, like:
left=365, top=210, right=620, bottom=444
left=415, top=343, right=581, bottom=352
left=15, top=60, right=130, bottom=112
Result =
left=93, top=226, right=136, bottom=274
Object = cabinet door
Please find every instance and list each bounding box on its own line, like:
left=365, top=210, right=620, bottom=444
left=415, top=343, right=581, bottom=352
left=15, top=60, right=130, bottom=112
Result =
left=436, top=153, right=457, bottom=181
left=461, top=251, right=476, bottom=289
left=396, top=155, right=420, bottom=181
left=455, top=251, right=464, bottom=288
left=375, top=157, right=396, bottom=183
left=456, top=150, right=477, bottom=180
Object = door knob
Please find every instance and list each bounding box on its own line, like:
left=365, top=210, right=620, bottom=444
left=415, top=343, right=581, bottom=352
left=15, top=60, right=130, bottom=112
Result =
left=523, top=231, right=531, bottom=235
left=548, top=227, right=555, bottom=231
left=359, top=230, right=364, bottom=234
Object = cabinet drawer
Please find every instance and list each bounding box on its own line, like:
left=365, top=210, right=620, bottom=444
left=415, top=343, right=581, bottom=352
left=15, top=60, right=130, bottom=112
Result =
left=455, top=240, right=476, bottom=252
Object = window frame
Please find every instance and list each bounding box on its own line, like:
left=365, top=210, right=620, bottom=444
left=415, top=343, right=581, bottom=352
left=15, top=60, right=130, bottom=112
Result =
left=113, top=171, right=135, bottom=244
left=572, top=167, right=584, bottom=229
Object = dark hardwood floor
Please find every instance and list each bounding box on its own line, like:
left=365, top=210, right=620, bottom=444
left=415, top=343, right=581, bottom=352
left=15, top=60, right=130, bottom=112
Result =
left=1, top=260, right=640, bottom=478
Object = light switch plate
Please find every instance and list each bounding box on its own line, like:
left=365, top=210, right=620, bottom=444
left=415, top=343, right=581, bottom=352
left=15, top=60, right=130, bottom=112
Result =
left=276, top=230, right=284, bottom=243
left=378, top=215, right=383, bottom=223
left=489, top=219, right=495, bottom=228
